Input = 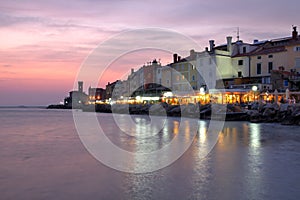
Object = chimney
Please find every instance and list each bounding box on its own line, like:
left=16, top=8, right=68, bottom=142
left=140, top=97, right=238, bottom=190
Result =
left=205, top=47, right=209, bottom=52
left=209, top=40, right=215, bottom=52
left=253, top=39, right=259, bottom=44
left=226, top=36, right=232, bottom=53
left=173, top=54, right=178, bottom=63
left=131, top=68, right=134, bottom=74
left=292, top=26, right=298, bottom=40
left=190, top=49, right=195, bottom=57
left=178, top=56, right=181, bottom=61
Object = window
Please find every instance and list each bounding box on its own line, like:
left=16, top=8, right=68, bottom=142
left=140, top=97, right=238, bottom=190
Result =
left=268, top=54, right=273, bottom=58
left=284, top=80, right=289, bottom=87
left=295, top=58, right=300, bottom=68
left=262, top=77, right=271, bottom=84
left=238, top=71, right=242, bottom=77
left=268, top=62, right=273, bottom=73
left=238, top=60, right=244, bottom=66
left=294, top=47, right=300, bottom=52
left=257, top=63, right=262, bottom=74
left=157, top=69, right=160, bottom=74
left=257, top=56, right=262, bottom=59
left=192, top=75, right=195, bottom=81
left=243, top=47, right=247, bottom=53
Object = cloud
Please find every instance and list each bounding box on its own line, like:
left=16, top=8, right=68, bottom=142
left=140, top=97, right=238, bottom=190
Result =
left=0, top=70, right=16, bottom=74
left=1, top=0, right=300, bottom=106
left=0, top=13, right=44, bottom=27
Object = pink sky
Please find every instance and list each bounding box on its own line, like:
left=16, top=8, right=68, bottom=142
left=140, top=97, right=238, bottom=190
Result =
left=0, top=0, right=299, bottom=105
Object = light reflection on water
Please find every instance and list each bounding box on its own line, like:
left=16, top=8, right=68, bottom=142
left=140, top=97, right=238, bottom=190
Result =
left=0, top=109, right=299, bottom=200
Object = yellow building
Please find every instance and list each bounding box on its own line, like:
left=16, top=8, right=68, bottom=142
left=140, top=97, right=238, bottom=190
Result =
left=248, top=26, right=300, bottom=90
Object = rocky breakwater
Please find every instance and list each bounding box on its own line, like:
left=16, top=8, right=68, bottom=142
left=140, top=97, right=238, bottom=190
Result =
left=82, top=103, right=249, bottom=121
left=83, top=103, right=202, bottom=118
left=111, top=103, right=201, bottom=118
left=247, top=103, right=300, bottom=125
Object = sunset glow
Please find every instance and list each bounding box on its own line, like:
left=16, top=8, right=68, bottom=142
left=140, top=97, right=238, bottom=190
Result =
left=0, top=0, right=298, bottom=105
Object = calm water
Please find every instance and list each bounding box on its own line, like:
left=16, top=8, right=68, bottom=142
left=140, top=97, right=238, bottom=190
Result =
left=0, top=108, right=299, bottom=200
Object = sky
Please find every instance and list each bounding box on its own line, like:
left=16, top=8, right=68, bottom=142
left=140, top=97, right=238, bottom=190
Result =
left=0, top=0, right=299, bottom=105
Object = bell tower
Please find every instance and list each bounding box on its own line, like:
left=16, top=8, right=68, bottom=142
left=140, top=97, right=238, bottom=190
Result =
left=78, top=81, right=83, bottom=93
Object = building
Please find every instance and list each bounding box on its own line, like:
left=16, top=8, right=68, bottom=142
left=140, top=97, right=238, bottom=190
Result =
left=79, top=26, right=300, bottom=105
left=127, top=67, right=144, bottom=97
left=88, top=87, right=106, bottom=103
left=105, top=80, right=121, bottom=100
left=271, top=69, right=300, bottom=91
left=64, top=81, right=88, bottom=108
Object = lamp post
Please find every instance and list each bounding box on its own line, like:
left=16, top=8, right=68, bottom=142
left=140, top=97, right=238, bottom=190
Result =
left=252, top=85, right=258, bottom=103
left=200, top=87, right=205, bottom=104
left=274, top=89, right=278, bottom=104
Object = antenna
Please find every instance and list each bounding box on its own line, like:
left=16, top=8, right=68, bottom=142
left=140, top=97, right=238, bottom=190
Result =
left=237, top=27, right=240, bottom=41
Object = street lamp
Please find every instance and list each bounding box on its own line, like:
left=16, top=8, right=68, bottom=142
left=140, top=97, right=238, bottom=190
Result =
left=252, top=85, right=258, bottom=103
left=200, top=87, right=206, bottom=104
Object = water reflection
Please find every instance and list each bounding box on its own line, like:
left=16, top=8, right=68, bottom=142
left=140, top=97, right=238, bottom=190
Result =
left=2, top=109, right=299, bottom=199
left=249, top=123, right=261, bottom=148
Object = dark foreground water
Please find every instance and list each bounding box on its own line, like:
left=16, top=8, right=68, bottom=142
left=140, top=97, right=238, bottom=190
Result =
left=0, top=108, right=299, bottom=200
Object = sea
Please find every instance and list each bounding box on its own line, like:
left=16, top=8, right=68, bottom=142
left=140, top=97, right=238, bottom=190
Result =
left=0, top=108, right=299, bottom=200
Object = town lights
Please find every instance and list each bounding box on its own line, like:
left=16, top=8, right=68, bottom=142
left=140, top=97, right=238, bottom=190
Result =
left=252, top=85, right=258, bottom=92
left=252, top=85, right=258, bottom=102
left=200, top=87, right=205, bottom=94
left=163, top=92, right=173, bottom=97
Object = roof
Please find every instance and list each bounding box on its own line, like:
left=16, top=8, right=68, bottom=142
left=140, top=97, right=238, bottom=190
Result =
left=269, top=35, right=300, bottom=46
left=271, top=70, right=292, bottom=76
left=249, top=45, right=287, bottom=56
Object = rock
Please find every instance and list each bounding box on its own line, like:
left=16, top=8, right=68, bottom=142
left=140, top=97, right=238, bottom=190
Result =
left=149, top=104, right=166, bottom=116
left=167, top=105, right=181, bottom=117
left=281, top=115, right=294, bottom=125
left=280, top=103, right=289, bottom=112
left=247, top=110, right=259, bottom=117
left=262, top=108, right=276, bottom=117
left=233, top=105, right=242, bottom=112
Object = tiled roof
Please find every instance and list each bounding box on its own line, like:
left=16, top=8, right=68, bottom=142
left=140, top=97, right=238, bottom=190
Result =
left=249, top=45, right=287, bottom=56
